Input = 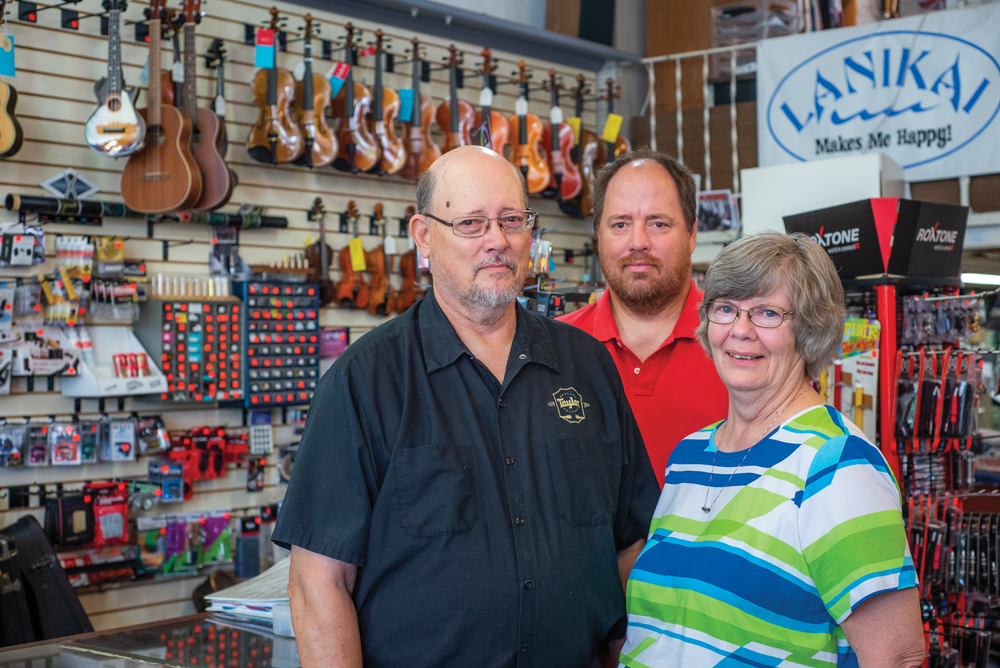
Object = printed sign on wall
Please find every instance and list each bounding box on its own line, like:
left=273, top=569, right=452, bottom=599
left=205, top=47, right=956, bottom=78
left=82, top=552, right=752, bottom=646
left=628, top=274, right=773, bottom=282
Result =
left=757, top=4, right=1000, bottom=181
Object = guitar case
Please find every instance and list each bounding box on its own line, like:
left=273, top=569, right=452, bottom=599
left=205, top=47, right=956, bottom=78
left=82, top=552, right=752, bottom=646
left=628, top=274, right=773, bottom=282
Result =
left=0, top=533, right=35, bottom=647
left=0, top=516, right=93, bottom=641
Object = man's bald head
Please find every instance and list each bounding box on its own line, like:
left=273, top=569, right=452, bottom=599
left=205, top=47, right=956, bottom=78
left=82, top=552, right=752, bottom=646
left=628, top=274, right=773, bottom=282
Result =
left=415, top=146, right=530, bottom=215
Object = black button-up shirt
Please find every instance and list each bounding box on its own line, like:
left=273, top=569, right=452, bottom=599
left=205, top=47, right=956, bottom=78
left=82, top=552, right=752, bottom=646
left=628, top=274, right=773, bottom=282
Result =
left=272, top=290, right=659, bottom=668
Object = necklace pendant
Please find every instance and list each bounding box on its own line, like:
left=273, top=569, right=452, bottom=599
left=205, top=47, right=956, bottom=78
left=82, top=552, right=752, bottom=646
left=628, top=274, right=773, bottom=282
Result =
left=701, top=506, right=711, bottom=513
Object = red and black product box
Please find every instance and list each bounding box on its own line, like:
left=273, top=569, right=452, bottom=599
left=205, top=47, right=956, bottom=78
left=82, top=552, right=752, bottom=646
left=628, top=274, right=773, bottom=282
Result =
left=236, top=281, right=320, bottom=407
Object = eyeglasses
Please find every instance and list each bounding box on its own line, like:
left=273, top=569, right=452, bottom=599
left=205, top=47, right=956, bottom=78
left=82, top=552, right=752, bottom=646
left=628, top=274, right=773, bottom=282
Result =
left=425, top=210, right=538, bottom=238
left=704, top=301, right=794, bottom=328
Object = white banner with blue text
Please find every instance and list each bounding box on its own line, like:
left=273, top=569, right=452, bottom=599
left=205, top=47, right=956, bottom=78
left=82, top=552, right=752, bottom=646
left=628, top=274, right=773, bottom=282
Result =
left=757, top=4, right=1000, bottom=181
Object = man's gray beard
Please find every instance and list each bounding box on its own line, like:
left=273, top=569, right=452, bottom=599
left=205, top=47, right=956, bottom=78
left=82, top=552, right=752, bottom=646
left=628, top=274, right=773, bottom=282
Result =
left=466, top=281, right=522, bottom=319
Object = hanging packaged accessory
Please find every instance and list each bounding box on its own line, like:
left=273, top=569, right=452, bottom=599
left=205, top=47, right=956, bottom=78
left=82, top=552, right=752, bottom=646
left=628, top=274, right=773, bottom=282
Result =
left=25, top=423, right=49, bottom=466
left=0, top=423, right=24, bottom=467
left=49, top=422, right=81, bottom=465
left=43, top=492, right=94, bottom=548
left=84, top=482, right=130, bottom=548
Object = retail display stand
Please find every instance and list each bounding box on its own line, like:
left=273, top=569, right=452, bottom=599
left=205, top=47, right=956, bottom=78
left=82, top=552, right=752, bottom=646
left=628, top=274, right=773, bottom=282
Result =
left=60, top=326, right=165, bottom=398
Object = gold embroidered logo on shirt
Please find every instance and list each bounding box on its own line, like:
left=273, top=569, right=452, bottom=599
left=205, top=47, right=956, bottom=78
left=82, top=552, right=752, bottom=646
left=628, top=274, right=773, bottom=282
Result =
left=549, top=387, right=587, bottom=424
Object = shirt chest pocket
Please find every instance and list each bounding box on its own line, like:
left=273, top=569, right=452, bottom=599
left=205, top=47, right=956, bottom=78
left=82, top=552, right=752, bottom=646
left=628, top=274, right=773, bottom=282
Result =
left=545, top=438, right=618, bottom=527
left=394, top=445, right=479, bottom=537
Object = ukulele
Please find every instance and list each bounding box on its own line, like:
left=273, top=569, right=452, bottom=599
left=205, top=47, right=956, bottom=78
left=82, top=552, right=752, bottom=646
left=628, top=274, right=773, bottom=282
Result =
left=292, top=14, right=336, bottom=168
left=335, top=202, right=370, bottom=309
left=160, top=10, right=183, bottom=106
left=508, top=61, right=549, bottom=194
left=436, top=45, right=474, bottom=153
left=305, top=197, right=336, bottom=306
left=120, top=0, right=202, bottom=213
left=332, top=23, right=379, bottom=173
left=205, top=39, right=228, bottom=156
left=0, top=0, right=23, bottom=159
left=370, top=29, right=405, bottom=175
left=181, top=0, right=233, bottom=211
left=85, top=0, right=144, bottom=157
left=474, top=48, right=508, bottom=155
left=365, top=204, right=397, bottom=317
left=398, top=37, right=440, bottom=180
left=603, top=77, right=631, bottom=159
left=541, top=70, right=582, bottom=201
left=559, top=75, right=604, bottom=219
left=247, top=7, right=303, bottom=164
left=395, top=206, right=421, bottom=313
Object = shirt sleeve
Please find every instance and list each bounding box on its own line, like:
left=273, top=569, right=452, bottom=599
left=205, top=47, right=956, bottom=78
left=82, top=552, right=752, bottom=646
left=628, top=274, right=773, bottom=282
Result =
left=611, top=388, right=660, bottom=552
left=797, top=434, right=918, bottom=624
left=271, top=364, right=381, bottom=566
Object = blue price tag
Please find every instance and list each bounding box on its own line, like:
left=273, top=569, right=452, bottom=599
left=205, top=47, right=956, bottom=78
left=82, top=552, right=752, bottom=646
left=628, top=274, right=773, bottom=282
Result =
left=328, top=61, right=350, bottom=97
left=0, top=35, right=15, bottom=77
left=398, top=89, right=414, bottom=122
left=254, top=28, right=275, bottom=69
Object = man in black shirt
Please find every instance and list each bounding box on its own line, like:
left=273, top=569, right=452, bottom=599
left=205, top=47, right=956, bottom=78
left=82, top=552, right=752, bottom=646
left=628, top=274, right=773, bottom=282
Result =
left=272, top=146, right=659, bottom=668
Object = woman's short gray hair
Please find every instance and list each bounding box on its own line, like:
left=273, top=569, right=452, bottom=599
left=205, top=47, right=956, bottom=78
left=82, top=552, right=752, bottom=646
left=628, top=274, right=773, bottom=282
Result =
left=696, top=231, right=846, bottom=381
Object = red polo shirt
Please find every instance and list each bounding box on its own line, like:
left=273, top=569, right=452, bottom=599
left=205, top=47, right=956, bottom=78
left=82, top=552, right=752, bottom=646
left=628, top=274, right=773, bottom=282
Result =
left=558, top=282, right=729, bottom=486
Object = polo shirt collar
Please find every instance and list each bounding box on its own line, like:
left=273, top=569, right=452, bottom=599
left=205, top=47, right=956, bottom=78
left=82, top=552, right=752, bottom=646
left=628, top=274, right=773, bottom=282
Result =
left=592, top=279, right=703, bottom=347
left=418, top=289, right=561, bottom=374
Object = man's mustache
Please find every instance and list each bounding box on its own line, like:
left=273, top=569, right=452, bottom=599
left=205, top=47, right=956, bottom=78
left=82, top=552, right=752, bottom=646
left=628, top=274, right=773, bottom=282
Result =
left=473, top=254, right=518, bottom=276
left=617, top=253, right=662, bottom=271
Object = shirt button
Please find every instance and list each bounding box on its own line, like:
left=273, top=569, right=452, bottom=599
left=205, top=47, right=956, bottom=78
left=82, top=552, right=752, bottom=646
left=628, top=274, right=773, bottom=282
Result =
left=520, top=644, right=528, bottom=653
left=499, top=398, right=505, bottom=407
left=515, top=517, right=525, bottom=526
left=505, top=457, right=515, bottom=466
left=519, top=354, right=527, bottom=360
left=634, top=367, right=640, bottom=374
left=523, top=579, right=532, bottom=589
left=616, top=341, right=622, bottom=348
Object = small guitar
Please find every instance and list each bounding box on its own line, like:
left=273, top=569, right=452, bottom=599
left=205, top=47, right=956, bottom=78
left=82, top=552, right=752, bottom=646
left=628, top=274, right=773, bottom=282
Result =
left=292, top=14, right=336, bottom=168
left=247, top=7, right=303, bottom=164
left=475, top=48, right=508, bottom=155
left=205, top=39, right=228, bottom=156
left=85, top=0, right=144, bottom=157
left=398, top=37, right=440, bottom=180
left=0, top=0, right=24, bottom=159
left=602, top=77, right=631, bottom=160
left=160, top=9, right=183, bottom=106
left=366, top=204, right=397, bottom=317
left=559, top=75, right=604, bottom=219
left=436, top=45, right=474, bottom=153
left=335, top=201, right=370, bottom=309
left=305, top=197, right=335, bottom=306
left=370, top=29, right=405, bottom=175
left=332, top=23, right=379, bottom=173
left=508, top=61, right=549, bottom=194
left=542, top=70, right=581, bottom=201
left=120, top=0, right=202, bottom=214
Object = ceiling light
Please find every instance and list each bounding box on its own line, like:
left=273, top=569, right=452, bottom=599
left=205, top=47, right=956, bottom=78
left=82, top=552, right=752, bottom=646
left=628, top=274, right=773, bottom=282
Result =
left=961, top=273, right=1000, bottom=286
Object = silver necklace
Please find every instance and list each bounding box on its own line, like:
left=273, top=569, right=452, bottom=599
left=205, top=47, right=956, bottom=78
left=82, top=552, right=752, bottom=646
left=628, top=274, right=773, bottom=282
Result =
left=701, top=389, right=809, bottom=513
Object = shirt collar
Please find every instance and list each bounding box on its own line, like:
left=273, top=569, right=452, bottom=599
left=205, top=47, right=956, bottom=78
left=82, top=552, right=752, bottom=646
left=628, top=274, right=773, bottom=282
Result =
left=592, top=279, right=704, bottom=347
left=418, top=289, right=561, bottom=374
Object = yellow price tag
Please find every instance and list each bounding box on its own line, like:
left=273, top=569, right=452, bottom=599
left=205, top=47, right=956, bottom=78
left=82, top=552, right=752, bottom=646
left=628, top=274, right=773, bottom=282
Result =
left=349, top=238, right=367, bottom=271
left=601, top=113, right=623, bottom=143
left=58, top=267, right=78, bottom=301
left=566, top=117, right=582, bottom=145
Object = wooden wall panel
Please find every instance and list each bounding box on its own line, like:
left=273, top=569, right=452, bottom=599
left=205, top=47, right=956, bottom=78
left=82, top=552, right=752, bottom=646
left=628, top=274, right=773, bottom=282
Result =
left=0, top=0, right=601, bottom=631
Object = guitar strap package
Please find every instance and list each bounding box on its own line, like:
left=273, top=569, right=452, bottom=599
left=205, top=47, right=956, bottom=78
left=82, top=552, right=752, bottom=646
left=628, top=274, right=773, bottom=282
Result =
left=0, top=515, right=92, bottom=640
left=0, top=533, right=35, bottom=647
left=43, top=493, right=95, bottom=548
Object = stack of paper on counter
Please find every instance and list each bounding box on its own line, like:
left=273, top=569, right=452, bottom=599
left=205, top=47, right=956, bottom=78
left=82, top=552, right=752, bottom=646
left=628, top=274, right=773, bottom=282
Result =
left=205, top=556, right=290, bottom=630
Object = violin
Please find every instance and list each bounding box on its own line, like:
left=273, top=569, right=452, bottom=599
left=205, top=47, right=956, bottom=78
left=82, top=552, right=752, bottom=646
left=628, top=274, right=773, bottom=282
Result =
left=542, top=70, right=582, bottom=201
left=474, top=48, right=508, bottom=155
left=365, top=204, right=398, bottom=317
left=305, top=197, right=336, bottom=306
left=370, top=29, right=405, bottom=175
left=335, top=201, right=370, bottom=309
left=508, top=61, right=549, bottom=194
left=120, top=0, right=202, bottom=213
left=395, top=206, right=421, bottom=313
left=559, top=75, right=604, bottom=219
left=292, top=14, right=337, bottom=168
left=247, top=6, right=303, bottom=164
left=436, top=45, right=474, bottom=153
left=332, top=23, right=379, bottom=173
left=399, top=37, right=440, bottom=180
left=0, top=0, right=20, bottom=159
left=603, top=77, right=631, bottom=159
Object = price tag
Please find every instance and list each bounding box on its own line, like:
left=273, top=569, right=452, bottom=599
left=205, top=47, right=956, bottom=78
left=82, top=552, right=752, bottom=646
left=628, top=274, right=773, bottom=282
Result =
left=601, top=113, right=623, bottom=143
left=478, top=87, right=493, bottom=107
left=328, top=62, right=350, bottom=97
left=214, top=95, right=226, bottom=116
left=566, top=117, right=582, bottom=145
left=549, top=106, right=564, bottom=124
left=0, top=35, right=14, bottom=77
left=348, top=238, right=367, bottom=271
left=292, top=60, right=305, bottom=82
left=139, top=56, right=149, bottom=86
left=171, top=61, right=184, bottom=83
left=254, top=29, right=275, bottom=69
left=383, top=236, right=398, bottom=256
left=398, top=89, right=414, bottom=122
left=357, top=45, right=376, bottom=58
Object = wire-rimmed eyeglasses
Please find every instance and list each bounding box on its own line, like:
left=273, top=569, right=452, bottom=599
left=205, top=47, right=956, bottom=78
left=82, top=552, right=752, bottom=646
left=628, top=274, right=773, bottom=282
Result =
left=424, top=210, right=538, bottom=238
left=704, top=301, right=794, bottom=328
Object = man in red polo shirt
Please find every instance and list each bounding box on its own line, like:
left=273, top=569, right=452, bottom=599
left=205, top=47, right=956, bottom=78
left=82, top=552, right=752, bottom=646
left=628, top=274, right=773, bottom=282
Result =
left=559, top=149, right=728, bottom=485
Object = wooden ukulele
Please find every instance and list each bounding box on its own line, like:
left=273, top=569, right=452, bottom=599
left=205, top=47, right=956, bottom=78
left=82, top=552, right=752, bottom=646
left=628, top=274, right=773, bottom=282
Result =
left=365, top=204, right=397, bottom=317
left=85, top=0, right=144, bottom=157
left=305, top=197, right=336, bottom=306
left=602, top=77, right=631, bottom=159
left=332, top=23, right=379, bottom=173
left=247, top=7, right=303, bottom=164
left=205, top=39, right=229, bottom=156
left=560, top=75, right=604, bottom=219
left=508, top=61, right=549, bottom=194
left=0, top=0, right=23, bottom=159
left=370, top=29, right=405, bottom=175
left=161, top=10, right=184, bottom=106
left=181, top=0, right=233, bottom=211
left=475, top=48, right=508, bottom=155
left=436, top=45, right=474, bottom=153
left=398, top=37, right=440, bottom=180
left=292, top=15, right=336, bottom=168
left=335, top=201, right=370, bottom=309
left=120, top=0, right=202, bottom=213
left=542, top=70, right=582, bottom=202
left=395, top=206, right=421, bottom=313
